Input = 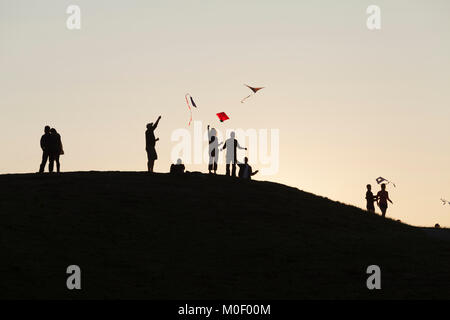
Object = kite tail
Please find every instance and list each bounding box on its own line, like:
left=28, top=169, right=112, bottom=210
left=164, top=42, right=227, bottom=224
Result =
left=185, top=94, right=192, bottom=126
left=387, top=180, right=396, bottom=188
left=240, top=94, right=252, bottom=103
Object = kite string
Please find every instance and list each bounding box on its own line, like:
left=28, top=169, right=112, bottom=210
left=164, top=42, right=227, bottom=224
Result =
left=185, top=94, right=192, bottom=126
left=240, top=94, right=252, bottom=104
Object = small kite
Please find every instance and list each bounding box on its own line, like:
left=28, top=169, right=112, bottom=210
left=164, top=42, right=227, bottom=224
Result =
left=241, top=84, right=265, bottom=103
left=216, top=112, right=229, bottom=122
left=376, top=177, right=396, bottom=188
left=440, top=198, right=450, bottom=206
left=185, top=93, right=197, bottom=126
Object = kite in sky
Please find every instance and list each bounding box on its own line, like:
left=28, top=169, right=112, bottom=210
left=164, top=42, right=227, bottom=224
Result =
left=376, top=177, right=396, bottom=188
left=185, top=94, right=197, bottom=126
left=440, top=198, right=450, bottom=205
left=240, top=84, right=265, bottom=103
left=216, top=112, right=229, bottom=122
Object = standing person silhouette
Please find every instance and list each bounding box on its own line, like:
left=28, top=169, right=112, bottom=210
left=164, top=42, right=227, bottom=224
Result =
left=145, top=116, right=161, bottom=173
left=365, top=184, right=376, bottom=213
left=376, top=183, right=393, bottom=218
left=49, top=128, right=64, bottom=173
left=39, top=126, right=52, bottom=173
left=222, top=132, right=247, bottom=177
left=207, top=125, right=223, bottom=174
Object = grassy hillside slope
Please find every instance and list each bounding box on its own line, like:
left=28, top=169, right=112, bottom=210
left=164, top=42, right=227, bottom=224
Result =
left=0, top=172, right=449, bottom=299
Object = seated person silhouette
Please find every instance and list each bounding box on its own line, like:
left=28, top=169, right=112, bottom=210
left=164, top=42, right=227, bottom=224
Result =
left=170, top=159, right=185, bottom=174
left=237, top=157, right=259, bottom=180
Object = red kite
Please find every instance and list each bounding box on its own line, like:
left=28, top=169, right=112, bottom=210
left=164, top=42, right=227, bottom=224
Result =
left=241, top=84, right=265, bottom=103
left=185, top=94, right=197, bottom=126
left=216, top=112, right=229, bottom=122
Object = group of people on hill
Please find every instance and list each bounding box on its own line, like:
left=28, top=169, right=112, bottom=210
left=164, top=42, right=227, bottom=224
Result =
left=38, top=117, right=258, bottom=180
left=39, top=126, right=64, bottom=173
left=207, top=124, right=258, bottom=179
left=145, top=116, right=258, bottom=180
left=365, top=184, right=393, bottom=218
left=38, top=120, right=398, bottom=217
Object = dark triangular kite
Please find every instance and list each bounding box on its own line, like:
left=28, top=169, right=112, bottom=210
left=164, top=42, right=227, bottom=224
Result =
left=190, top=96, right=197, bottom=108
left=241, top=84, right=265, bottom=103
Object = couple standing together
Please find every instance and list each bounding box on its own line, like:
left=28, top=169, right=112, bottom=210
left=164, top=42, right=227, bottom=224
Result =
left=366, top=184, right=393, bottom=218
left=39, top=126, right=64, bottom=173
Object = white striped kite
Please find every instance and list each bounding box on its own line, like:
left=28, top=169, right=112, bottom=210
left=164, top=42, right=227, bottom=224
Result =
left=241, top=84, right=265, bottom=103
left=376, top=177, right=396, bottom=188
left=185, top=94, right=197, bottom=126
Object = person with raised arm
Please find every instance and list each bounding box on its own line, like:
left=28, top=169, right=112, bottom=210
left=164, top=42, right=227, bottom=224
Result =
left=207, top=125, right=223, bottom=175
left=145, top=116, right=161, bottom=173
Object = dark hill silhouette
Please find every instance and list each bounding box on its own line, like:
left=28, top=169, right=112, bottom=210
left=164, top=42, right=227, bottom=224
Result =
left=1, top=171, right=449, bottom=299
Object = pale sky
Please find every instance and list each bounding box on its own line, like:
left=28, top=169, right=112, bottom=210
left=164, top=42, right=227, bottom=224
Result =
left=1, top=0, right=449, bottom=227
